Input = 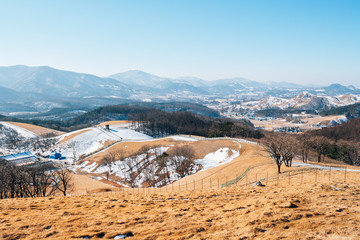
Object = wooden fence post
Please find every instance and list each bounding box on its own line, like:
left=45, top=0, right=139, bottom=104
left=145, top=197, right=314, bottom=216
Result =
left=345, top=167, right=347, bottom=183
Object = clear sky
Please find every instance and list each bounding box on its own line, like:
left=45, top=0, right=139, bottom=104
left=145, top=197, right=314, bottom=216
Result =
left=0, top=0, right=359, bottom=86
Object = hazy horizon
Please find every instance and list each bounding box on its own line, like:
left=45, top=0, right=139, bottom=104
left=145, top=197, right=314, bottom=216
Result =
left=0, top=0, right=359, bottom=86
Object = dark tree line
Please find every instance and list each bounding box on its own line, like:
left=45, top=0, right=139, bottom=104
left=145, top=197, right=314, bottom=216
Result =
left=0, top=102, right=220, bottom=132
left=130, top=110, right=263, bottom=139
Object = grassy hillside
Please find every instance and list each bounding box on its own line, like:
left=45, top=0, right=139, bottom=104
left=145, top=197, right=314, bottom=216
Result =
left=1, top=170, right=359, bottom=239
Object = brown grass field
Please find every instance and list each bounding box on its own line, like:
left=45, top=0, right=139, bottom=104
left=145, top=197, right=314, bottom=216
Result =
left=1, top=170, right=359, bottom=239
left=1, top=142, right=360, bottom=239
left=3, top=121, right=65, bottom=136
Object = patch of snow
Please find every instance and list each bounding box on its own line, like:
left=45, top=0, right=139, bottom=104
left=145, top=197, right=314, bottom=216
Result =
left=196, top=147, right=240, bottom=171
left=170, top=136, right=199, bottom=142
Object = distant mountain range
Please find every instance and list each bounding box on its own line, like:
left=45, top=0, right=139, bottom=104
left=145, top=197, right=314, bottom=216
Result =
left=0, top=65, right=359, bottom=116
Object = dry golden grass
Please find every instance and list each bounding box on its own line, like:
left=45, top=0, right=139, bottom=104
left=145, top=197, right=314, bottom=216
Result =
left=1, top=142, right=360, bottom=239
left=71, top=174, right=118, bottom=195
left=58, top=129, right=91, bottom=144
left=1, top=169, right=359, bottom=240
left=3, top=121, right=64, bottom=136
left=97, top=121, right=131, bottom=127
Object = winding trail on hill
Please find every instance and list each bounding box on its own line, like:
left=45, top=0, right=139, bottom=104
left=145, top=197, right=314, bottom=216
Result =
left=293, top=161, right=360, bottom=172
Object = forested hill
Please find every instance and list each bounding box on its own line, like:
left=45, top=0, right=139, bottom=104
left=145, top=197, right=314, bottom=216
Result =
left=0, top=105, right=263, bottom=139
left=311, top=117, right=360, bottom=142
left=320, top=103, right=360, bottom=119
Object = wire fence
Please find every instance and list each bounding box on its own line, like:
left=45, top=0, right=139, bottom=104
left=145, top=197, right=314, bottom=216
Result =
left=69, top=166, right=359, bottom=197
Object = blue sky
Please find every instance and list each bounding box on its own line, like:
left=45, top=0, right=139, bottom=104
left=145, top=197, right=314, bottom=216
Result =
left=0, top=0, right=359, bottom=86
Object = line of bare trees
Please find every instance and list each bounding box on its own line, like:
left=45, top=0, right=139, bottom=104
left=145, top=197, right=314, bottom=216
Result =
left=264, top=133, right=360, bottom=173
left=0, top=160, right=73, bottom=199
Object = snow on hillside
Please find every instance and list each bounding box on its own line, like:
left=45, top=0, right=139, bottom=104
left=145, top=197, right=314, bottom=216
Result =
left=56, top=125, right=152, bottom=162
left=76, top=142, right=241, bottom=188
left=0, top=121, right=37, bottom=138
left=196, top=147, right=239, bottom=171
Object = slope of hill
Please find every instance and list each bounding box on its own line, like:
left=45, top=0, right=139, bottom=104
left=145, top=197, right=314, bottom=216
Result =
left=1, top=163, right=359, bottom=239
left=1, top=121, right=64, bottom=136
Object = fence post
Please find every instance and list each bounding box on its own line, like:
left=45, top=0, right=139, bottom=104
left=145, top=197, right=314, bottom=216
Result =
left=345, top=167, right=347, bottom=183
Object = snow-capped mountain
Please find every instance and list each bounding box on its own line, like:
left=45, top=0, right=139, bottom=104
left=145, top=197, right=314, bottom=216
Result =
left=0, top=65, right=359, bottom=115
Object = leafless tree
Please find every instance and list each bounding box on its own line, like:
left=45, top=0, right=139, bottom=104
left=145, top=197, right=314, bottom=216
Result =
left=52, top=169, right=74, bottom=196
left=101, top=150, right=121, bottom=180
left=169, top=145, right=195, bottom=177
left=32, top=133, right=57, bottom=153
left=263, top=134, right=297, bottom=173
left=309, top=136, right=330, bottom=162
left=66, top=142, right=78, bottom=163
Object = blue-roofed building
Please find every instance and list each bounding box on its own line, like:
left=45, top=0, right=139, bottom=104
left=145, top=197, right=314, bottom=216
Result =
left=0, top=151, right=38, bottom=166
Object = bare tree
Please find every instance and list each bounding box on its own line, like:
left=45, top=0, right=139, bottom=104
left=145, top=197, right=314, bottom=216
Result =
left=263, top=134, right=297, bottom=173
left=338, top=140, right=360, bottom=166
left=66, top=142, right=78, bottom=163
left=101, top=150, right=119, bottom=180
left=297, top=135, right=311, bottom=162
left=52, top=169, right=74, bottom=196
left=169, top=145, right=195, bottom=177
left=309, top=136, right=329, bottom=162
left=32, top=133, right=57, bottom=153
